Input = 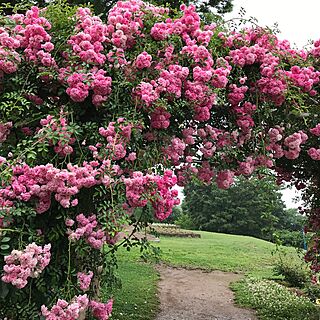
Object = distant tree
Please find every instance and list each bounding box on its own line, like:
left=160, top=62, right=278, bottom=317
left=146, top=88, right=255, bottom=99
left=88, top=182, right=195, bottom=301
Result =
left=0, top=0, right=117, bottom=15
left=197, top=0, right=233, bottom=14
left=0, top=0, right=233, bottom=16
left=152, top=0, right=233, bottom=14
left=279, top=208, right=307, bottom=231
left=183, top=176, right=289, bottom=240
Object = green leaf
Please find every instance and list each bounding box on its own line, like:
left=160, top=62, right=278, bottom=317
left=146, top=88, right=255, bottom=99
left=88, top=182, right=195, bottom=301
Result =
left=1, top=237, right=10, bottom=243
left=0, top=244, right=10, bottom=250
left=0, top=281, right=9, bottom=299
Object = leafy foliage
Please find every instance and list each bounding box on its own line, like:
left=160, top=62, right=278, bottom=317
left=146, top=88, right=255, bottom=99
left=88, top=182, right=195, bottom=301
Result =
left=273, top=252, right=311, bottom=288
left=1, top=0, right=320, bottom=318
left=183, top=176, right=289, bottom=240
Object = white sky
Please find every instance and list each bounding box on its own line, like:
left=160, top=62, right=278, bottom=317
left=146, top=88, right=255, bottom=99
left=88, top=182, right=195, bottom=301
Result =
left=281, top=187, right=302, bottom=209
left=225, top=0, right=320, bottom=48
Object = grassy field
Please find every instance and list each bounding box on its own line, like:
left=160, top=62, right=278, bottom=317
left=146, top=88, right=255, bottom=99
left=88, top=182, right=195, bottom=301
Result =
left=158, top=230, right=286, bottom=278
left=107, top=250, right=159, bottom=320
left=109, top=230, right=296, bottom=319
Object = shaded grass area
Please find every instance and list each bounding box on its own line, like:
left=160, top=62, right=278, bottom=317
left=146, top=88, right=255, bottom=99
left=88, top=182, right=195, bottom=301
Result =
left=108, top=251, right=159, bottom=320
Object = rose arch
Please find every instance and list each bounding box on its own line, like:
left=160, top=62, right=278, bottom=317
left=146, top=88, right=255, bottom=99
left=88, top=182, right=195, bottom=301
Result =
left=0, top=1, right=320, bottom=318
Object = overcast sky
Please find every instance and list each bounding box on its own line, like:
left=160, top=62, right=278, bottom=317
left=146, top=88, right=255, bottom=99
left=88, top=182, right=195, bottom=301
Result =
left=225, top=0, right=320, bottom=48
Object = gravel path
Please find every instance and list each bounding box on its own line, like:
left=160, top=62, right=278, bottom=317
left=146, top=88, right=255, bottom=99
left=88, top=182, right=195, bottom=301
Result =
left=155, top=265, right=257, bottom=320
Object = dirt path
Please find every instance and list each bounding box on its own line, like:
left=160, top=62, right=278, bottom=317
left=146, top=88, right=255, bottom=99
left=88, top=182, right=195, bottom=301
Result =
left=155, top=265, right=257, bottom=320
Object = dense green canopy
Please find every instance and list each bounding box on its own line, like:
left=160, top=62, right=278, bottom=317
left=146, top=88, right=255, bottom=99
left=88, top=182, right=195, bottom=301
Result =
left=183, top=176, right=304, bottom=239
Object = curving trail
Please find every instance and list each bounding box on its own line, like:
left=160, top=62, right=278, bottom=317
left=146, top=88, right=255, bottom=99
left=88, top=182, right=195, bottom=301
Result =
left=155, top=265, right=257, bottom=320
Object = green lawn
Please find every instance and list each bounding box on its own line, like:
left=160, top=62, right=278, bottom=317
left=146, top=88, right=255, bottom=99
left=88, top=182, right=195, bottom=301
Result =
left=108, top=230, right=299, bottom=319
left=108, top=251, right=159, bottom=320
left=158, top=230, right=291, bottom=278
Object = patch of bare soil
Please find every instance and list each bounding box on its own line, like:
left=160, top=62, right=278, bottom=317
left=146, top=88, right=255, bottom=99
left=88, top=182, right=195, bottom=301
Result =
left=155, top=265, right=257, bottom=320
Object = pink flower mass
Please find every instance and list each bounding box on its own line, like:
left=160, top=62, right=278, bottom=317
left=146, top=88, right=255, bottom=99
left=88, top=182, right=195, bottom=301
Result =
left=2, top=243, right=51, bottom=289
left=2, top=0, right=320, bottom=317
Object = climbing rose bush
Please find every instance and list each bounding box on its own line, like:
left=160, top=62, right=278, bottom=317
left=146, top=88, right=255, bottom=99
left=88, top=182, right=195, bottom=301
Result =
left=1, top=243, right=51, bottom=289
left=1, top=0, right=320, bottom=318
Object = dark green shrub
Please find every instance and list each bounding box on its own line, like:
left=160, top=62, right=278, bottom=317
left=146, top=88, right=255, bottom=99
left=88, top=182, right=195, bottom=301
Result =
left=175, top=213, right=196, bottom=230
left=273, top=253, right=311, bottom=288
left=273, top=230, right=306, bottom=248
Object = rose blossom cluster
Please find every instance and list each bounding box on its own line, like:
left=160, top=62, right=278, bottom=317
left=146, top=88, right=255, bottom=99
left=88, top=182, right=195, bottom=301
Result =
left=222, top=31, right=293, bottom=106
left=185, top=80, right=215, bottom=122
left=136, top=64, right=189, bottom=107
left=41, top=294, right=113, bottom=320
left=11, top=7, right=56, bottom=67
left=68, top=8, right=108, bottom=65
left=150, top=107, right=171, bottom=129
left=151, top=170, right=180, bottom=220
left=123, top=171, right=151, bottom=208
left=211, top=59, right=231, bottom=88
left=182, top=127, right=196, bottom=146
left=233, top=102, right=256, bottom=133
left=0, top=162, right=101, bottom=214
left=265, top=129, right=308, bottom=160
left=283, top=131, right=308, bottom=160
left=308, top=124, right=320, bottom=160
left=135, top=4, right=224, bottom=124
left=57, top=8, right=113, bottom=106
left=107, top=0, right=168, bottom=49
left=135, top=82, right=158, bottom=106
left=98, top=118, right=133, bottom=161
left=107, top=1, right=144, bottom=49
left=39, top=114, right=75, bottom=156
left=308, top=148, right=320, bottom=160
left=135, top=51, right=152, bottom=69
left=181, top=43, right=213, bottom=68
left=26, top=93, right=44, bottom=105
left=286, top=65, right=320, bottom=94
left=266, top=127, right=285, bottom=158
left=228, top=84, right=248, bottom=106
left=164, top=137, right=186, bottom=166
left=310, top=123, right=320, bottom=136
left=0, top=46, right=20, bottom=76
left=60, top=68, right=112, bottom=106
left=216, top=170, right=235, bottom=189
left=90, top=299, right=113, bottom=320
left=237, top=157, right=256, bottom=176
left=228, top=44, right=266, bottom=67
left=311, top=39, right=320, bottom=57
left=41, top=294, right=89, bottom=320
left=2, top=243, right=51, bottom=289
left=0, top=25, right=21, bottom=77
left=67, top=214, right=107, bottom=249
left=77, top=271, right=94, bottom=291
left=123, top=170, right=180, bottom=220
left=151, top=4, right=206, bottom=44
left=258, top=57, right=287, bottom=106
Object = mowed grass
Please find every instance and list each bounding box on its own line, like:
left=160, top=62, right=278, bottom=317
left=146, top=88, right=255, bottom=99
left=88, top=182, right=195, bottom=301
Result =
left=108, top=230, right=296, bottom=319
left=158, top=230, right=292, bottom=278
left=108, top=251, right=159, bottom=320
